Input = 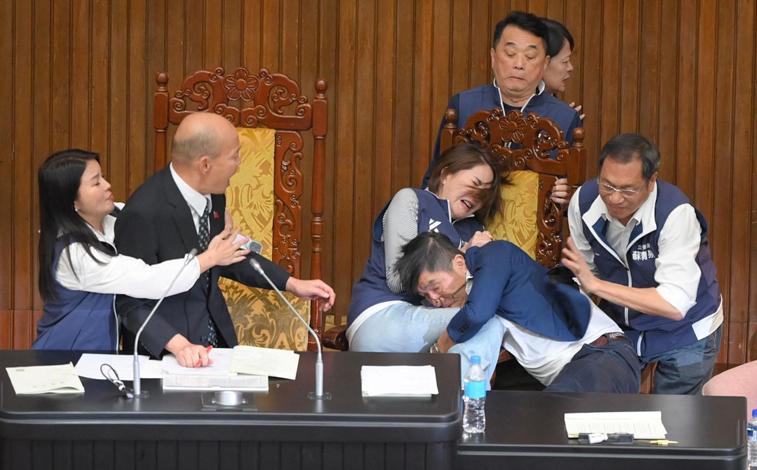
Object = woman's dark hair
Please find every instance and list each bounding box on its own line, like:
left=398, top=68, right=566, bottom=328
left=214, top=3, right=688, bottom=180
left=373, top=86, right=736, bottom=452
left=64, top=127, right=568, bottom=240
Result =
left=426, top=142, right=507, bottom=224
left=38, top=149, right=109, bottom=301
left=542, top=18, right=574, bottom=57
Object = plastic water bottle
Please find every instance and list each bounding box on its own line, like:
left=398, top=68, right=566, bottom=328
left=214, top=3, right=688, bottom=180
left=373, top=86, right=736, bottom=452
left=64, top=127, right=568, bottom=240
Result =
left=462, top=355, right=486, bottom=434
left=748, top=408, right=757, bottom=469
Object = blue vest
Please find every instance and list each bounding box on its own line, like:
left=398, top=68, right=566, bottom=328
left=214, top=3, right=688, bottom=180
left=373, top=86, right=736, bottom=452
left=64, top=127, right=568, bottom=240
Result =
left=348, top=189, right=483, bottom=325
left=447, top=241, right=590, bottom=343
left=577, top=179, right=721, bottom=359
left=424, top=84, right=581, bottom=185
left=33, top=240, right=117, bottom=351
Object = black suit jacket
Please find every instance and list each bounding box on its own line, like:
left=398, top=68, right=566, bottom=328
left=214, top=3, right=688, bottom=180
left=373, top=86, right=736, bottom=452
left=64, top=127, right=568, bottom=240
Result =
left=114, top=167, right=290, bottom=357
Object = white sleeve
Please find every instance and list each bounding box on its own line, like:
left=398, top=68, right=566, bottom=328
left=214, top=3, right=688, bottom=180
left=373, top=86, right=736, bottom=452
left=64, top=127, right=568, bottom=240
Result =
left=654, top=204, right=702, bottom=317
left=55, top=243, right=202, bottom=299
left=567, top=188, right=597, bottom=272
left=383, top=188, right=420, bottom=293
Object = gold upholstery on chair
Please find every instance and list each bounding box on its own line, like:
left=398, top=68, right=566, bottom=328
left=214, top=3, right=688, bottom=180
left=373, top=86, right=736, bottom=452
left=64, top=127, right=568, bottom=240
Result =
left=488, top=170, right=539, bottom=260
left=220, top=128, right=310, bottom=351
left=440, top=108, right=585, bottom=267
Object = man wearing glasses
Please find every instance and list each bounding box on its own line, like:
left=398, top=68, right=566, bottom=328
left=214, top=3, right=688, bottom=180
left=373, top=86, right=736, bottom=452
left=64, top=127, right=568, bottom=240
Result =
left=562, top=133, right=722, bottom=395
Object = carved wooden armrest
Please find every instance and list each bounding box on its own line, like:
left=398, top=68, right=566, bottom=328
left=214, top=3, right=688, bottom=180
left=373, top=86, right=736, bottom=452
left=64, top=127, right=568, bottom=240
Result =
left=322, top=325, right=349, bottom=351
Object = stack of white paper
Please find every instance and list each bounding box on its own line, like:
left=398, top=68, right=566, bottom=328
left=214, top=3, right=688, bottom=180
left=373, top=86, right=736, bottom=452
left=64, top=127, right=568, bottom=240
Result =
left=361, top=365, right=438, bottom=397
left=564, top=411, right=668, bottom=439
left=229, top=345, right=300, bottom=380
left=161, top=348, right=268, bottom=391
left=6, top=363, right=84, bottom=395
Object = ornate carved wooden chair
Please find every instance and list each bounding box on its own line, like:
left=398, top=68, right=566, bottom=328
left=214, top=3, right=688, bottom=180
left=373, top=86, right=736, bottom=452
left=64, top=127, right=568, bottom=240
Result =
left=440, top=107, right=584, bottom=266
left=153, top=67, right=327, bottom=352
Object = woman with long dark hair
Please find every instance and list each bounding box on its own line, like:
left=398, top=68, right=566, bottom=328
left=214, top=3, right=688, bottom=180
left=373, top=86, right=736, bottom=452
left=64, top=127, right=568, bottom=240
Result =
left=35, top=149, right=248, bottom=351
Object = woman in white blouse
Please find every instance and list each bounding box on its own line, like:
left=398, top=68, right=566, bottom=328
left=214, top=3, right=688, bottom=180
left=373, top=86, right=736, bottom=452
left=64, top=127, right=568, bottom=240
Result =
left=34, top=149, right=249, bottom=351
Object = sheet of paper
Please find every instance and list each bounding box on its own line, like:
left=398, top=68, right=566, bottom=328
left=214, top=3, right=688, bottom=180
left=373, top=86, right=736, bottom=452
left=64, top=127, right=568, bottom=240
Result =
left=360, top=365, right=439, bottom=397
left=229, top=345, right=299, bottom=380
left=6, top=362, right=84, bottom=395
left=564, top=411, right=667, bottom=439
left=75, top=353, right=161, bottom=380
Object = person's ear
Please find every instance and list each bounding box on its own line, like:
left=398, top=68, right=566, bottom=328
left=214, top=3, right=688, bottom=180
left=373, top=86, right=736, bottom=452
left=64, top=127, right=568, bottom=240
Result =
left=198, top=155, right=211, bottom=174
left=452, top=254, right=467, bottom=273
left=648, top=171, right=658, bottom=187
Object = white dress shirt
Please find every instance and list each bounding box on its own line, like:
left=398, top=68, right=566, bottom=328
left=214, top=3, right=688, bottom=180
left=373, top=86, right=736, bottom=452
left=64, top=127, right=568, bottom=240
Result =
left=55, top=203, right=202, bottom=299
left=499, top=296, right=621, bottom=386
left=169, top=163, right=212, bottom=234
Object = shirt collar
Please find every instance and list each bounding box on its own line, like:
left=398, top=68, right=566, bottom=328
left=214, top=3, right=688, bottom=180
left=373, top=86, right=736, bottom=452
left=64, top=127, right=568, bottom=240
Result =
left=169, top=162, right=211, bottom=216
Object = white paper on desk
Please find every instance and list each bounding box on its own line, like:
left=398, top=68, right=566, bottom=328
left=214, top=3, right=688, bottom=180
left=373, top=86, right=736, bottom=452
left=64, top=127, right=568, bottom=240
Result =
left=6, top=362, right=84, bottom=395
left=75, top=353, right=161, bottom=380
left=162, top=348, right=235, bottom=376
left=229, top=345, right=299, bottom=380
left=161, top=348, right=268, bottom=392
left=564, top=411, right=667, bottom=439
left=361, top=365, right=438, bottom=397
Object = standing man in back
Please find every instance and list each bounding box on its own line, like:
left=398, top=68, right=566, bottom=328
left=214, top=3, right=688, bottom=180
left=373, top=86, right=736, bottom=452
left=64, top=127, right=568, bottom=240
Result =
left=423, top=10, right=581, bottom=206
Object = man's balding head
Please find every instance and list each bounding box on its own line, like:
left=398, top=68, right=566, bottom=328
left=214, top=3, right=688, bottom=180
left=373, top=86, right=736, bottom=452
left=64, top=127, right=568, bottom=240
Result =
left=170, top=113, right=241, bottom=194
left=172, top=112, right=237, bottom=163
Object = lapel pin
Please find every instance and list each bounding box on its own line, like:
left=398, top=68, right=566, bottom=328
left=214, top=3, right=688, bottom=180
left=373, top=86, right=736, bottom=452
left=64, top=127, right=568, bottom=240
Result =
left=213, top=211, right=220, bottom=220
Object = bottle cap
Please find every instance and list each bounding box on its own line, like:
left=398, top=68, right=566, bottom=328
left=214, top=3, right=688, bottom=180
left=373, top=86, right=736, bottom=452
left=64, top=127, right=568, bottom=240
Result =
left=470, top=355, right=481, bottom=365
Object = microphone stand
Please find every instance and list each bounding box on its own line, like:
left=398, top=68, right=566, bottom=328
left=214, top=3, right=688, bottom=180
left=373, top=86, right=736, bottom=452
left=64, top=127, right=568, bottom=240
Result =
left=249, top=259, right=325, bottom=399
left=132, top=249, right=198, bottom=398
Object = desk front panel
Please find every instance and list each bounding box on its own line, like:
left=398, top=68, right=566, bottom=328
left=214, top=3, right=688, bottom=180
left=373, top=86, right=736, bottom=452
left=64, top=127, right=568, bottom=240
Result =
left=457, top=390, right=747, bottom=470
left=0, top=350, right=462, bottom=470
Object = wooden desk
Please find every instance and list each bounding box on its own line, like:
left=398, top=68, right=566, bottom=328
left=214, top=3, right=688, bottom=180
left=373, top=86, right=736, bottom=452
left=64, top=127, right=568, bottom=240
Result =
left=0, top=350, right=462, bottom=470
left=458, top=390, right=747, bottom=470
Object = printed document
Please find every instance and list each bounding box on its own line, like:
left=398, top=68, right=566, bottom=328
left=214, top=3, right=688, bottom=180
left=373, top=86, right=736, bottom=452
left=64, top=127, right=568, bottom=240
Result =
left=564, top=411, right=667, bottom=439
left=229, top=345, right=300, bottom=380
left=6, top=363, right=84, bottom=395
left=161, top=348, right=268, bottom=392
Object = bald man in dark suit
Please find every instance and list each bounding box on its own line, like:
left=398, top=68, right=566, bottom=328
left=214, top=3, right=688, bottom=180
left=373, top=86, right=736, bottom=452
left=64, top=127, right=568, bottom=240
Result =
left=115, top=113, right=334, bottom=367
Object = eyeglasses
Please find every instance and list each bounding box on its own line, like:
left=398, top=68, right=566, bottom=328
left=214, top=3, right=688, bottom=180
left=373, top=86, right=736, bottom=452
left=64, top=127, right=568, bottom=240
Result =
left=597, top=179, right=643, bottom=198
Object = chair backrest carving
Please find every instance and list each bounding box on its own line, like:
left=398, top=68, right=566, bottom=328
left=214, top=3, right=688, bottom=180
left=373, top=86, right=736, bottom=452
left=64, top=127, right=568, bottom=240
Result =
left=440, top=107, right=585, bottom=267
left=153, top=67, right=327, bottom=350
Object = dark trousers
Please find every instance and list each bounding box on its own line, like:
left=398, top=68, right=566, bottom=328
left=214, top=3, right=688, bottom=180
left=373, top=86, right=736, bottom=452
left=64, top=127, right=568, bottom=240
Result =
left=546, top=338, right=641, bottom=393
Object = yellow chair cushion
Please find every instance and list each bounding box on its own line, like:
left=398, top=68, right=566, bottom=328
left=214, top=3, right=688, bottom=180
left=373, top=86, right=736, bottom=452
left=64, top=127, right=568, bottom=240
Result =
left=220, top=127, right=310, bottom=351
left=488, top=170, right=538, bottom=259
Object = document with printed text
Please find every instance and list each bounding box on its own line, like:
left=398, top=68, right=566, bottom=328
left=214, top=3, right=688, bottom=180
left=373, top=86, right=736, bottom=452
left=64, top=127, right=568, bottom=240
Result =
left=229, top=345, right=300, bottom=380
left=564, top=411, right=667, bottom=439
left=161, top=348, right=268, bottom=392
left=6, top=363, right=84, bottom=395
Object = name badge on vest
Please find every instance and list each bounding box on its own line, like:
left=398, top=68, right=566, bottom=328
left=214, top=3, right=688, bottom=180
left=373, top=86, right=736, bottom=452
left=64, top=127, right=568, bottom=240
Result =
left=631, top=243, right=656, bottom=262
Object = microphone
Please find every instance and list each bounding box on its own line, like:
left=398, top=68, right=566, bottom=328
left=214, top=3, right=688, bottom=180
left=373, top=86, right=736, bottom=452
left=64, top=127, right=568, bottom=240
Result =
left=249, top=258, right=325, bottom=399
left=131, top=248, right=199, bottom=398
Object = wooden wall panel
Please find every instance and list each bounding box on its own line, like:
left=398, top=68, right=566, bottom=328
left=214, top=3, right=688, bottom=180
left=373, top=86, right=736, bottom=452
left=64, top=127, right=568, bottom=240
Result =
left=1, top=0, right=755, bottom=372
